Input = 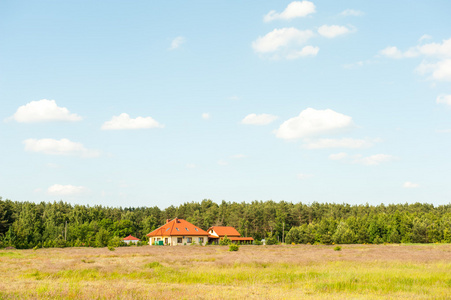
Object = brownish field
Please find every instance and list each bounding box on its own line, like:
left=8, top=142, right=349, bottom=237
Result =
left=1, top=244, right=450, bottom=299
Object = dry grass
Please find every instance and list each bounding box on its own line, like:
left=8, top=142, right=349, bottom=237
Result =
left=1, top=244, right=451, bottom=299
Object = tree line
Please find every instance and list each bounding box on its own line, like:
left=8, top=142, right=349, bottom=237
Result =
left=1, top=196, right=451, bottom=249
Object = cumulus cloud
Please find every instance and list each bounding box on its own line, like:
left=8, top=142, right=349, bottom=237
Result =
left=285, top=45, right=319, bottom=59
left=241, top=113, right=278, bottom=125
left=23, top=138, right=100, bottom=157
left=437, top=94, right=451, bottom=106
left=169, top=36, right=185, bottom=50
left=403, top=182, right=419, bottom=188
left=264, top=1, right=315, bottom=22
left=318, top=25, right=351, bottom=38
left=8, top=99, right=82, bottom=123
left=101, top=113, right=163, bottom=130
left=380, top=37, right=451, bottom=82
left=48, top=184, right=86, bottom=196
left=252, top=28, right=316, bottom=59
left=416, top=59, right=451, bottom=82
left=340, top=9, right=364, bottom=17
left=303, top=138, right=379, bottom=149
left=231, top=154, right=246, bottom=159
left=275, top=108, right=354, bottom=140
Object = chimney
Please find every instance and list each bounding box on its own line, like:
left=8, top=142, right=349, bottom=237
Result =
left=166, top=219, right=170, bottom=224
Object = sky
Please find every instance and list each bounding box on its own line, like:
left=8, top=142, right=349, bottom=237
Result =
left=1, top=1, right=451, bottom=208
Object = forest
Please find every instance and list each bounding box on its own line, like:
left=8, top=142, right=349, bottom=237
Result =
left=1, top=196, right=451, bottom=249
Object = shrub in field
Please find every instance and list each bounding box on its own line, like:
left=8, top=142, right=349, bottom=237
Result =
left=229, top=244, right=239, bottom=251
left=220, top=235, right=231, bottom=245
left=108, top=245, right=115, bottom=251
left=253, top=240, right=263, bottom=245
left=334, top=246, right=342, bottom=251
left=144, top=262, right=162, bottom=268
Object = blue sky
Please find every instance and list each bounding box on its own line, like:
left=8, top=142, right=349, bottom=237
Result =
left=1, top=1, right=451, bottom=207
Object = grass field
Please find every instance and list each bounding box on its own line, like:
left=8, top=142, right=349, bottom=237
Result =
left=1, top=244, right=450, bottom=299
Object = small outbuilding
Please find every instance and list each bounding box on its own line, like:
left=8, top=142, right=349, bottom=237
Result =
left=207, top=226, right=254, bottom=244
left=123, top=235, right=140, bottom=245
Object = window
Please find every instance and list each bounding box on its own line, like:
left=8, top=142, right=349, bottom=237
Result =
left=176, top=228, right=179, bottom=231
left=166, top=227, right=170, bottom=231
left=195, top=228, right=199, bottom=231
left=185, top=228, right=189, bottom=231
left=187, top=237, right=192, bottom=243
left=199, top=237, right=204, bottom=244
left=177, top=237, right=182, bottom=243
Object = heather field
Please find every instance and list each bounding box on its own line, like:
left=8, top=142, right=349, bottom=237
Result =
left=1, top=244, right=451, bottom=299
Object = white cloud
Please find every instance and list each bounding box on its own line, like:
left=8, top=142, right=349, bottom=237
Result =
left=231, top=154, right=246, bottom=159
left=169, top=36, right=185, bottom=50
left=417, top=38, right=451, bottom=58
left=329, top=152, right=348, bottom=160
left=437, top=128, right=451, bottom=133
left=264, top=1, right=315, bottom=22
left=303, top=138, right=379, bottom=149
left=354, top=154, right=395, bottom=166
left=340, top=9, right=364, bottom=17
left=228, top=95, right=240, bottom=101
left=380, top=46, right=404, bottom=59
left=419, top=34, right=432, bottom=42
left=285, top=45, right=319, bottom=59
left=318, top=25, right=351, bottom=38
left=252, top=27, right=316, bottom=60
left=48, top=184, right=86, bottom=196
left=186, top=163, right=196, bottom=169
left=416, top=59, right=451, bottom=82
left=437, top=94, right=451, bottom=106
left=101, top=113, right=163, bottom=130
left=23, top=138, right=100, bottom=157
left=403, top=182, right=419, bottom=188
left=275, top=108, right=354, bottom=140
left=8, top=99, right=82, bottom=123
left=241, top=113, right=278, bottom=125
left=202, top=113, right=211, bottom=120
left=297, top=173, right=313, bottom=180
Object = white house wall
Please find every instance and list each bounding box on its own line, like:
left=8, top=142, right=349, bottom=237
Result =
left=149, top=236, right=207, bottom=246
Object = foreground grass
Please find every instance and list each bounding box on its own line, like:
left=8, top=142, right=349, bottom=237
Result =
left=1, top=244, right=450, bottom=299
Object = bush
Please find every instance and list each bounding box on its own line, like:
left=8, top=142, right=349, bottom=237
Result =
left=145, top=262, right=162, bottom=268
left=334, top=246, right=342, bottom=251
left=229, top=244, right=239, bottom=251
left=265, top=233, right=278, bottom=245
left=220, top=235, right=231, bottom=246
left=108, top=245, right=115, bottom=251
left=253, top=240, right=263, bottom=245
left=108, top=236, right=125, bottom=248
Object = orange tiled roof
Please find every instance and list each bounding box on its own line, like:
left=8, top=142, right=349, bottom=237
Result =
left=207, top=226, right=241, bottom=237
left=123, top=235, right=140, bottom=241
left=147, top=218, right=209, bottom=237
left=229, top=237, right=254, bottom=241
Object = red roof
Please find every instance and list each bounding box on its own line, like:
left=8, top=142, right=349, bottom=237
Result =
left=123, top=235, right=140, bottom=241
left=147, top=218, right=209, bottom=237
left=207, top=226, right=241, bottom=237
left=229, top=237, right=254, bottom=241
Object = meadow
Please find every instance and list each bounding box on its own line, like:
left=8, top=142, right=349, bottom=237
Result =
left=0, top=244, right=450, bottom=299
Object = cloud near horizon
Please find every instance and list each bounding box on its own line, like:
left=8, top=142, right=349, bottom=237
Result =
left=8, top=99, right=82, bottom=123
left=48, top=184, right=86, bottom=196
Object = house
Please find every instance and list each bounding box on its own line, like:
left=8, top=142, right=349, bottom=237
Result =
left=123, top=235, right=140, bottom=245
left=207, top=226, right=254, bottom=244
left=147, top=218, right=209, bottom=246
